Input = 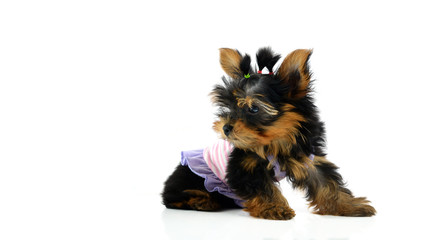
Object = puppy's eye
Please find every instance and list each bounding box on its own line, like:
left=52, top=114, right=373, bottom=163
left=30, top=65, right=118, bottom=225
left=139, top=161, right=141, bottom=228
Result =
left=248, top=105, right=259, bottom=114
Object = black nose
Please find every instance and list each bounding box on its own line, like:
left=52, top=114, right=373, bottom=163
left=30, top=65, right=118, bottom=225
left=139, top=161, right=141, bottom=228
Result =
left=223, top=124, right=233, bottom=136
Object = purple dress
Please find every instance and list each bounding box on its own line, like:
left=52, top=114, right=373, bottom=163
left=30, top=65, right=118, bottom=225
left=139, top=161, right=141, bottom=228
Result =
left=180, top=140, right=297, bottom=207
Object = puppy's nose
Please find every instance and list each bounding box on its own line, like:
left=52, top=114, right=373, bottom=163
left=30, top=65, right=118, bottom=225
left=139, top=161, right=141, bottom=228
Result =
left=223, top=124, right=233, bottom=136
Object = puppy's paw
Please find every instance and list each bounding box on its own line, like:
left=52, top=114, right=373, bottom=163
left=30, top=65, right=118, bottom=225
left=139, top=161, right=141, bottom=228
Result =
left=248, top=205, right=296, bottom=220
left=314, top=196, right=376, bottom=217
left=349, top=203, right=376, bottom=217
left=244, top=197, right=295, bottom=220
left=340, top=197, right=376, bottom=217
left=182, top=189, right=221, bottom=211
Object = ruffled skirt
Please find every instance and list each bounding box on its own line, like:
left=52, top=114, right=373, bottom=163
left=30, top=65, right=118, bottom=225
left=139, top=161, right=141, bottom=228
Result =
left=181, top=149, right=244, bottom=207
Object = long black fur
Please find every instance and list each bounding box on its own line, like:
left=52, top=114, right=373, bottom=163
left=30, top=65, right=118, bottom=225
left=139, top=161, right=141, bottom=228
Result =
left=256, top=47, right=281, bottom=73
left=162, top=164, right=238, bottom=209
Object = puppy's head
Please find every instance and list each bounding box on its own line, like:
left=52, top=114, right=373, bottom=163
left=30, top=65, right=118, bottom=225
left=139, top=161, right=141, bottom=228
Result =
left=211, top=47, right=313, bottom=156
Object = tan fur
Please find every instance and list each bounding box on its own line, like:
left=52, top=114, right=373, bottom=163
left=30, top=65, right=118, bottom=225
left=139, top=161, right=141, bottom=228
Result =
left=243, top=185, right=295, bottom=220
left=283, top=157, right=311, bottom=181
left=219, top=48, right=242, bottom=79
left=309, top=183, right=376, bottom=216
left=278, top=49, right=313, bottom=99
left=261, top=104, right=305, bottom=144
left=212, top=119, right=226, bottom=135
left=252, top=104, right=306, bottom=159
left=231, top=120, right=264, bottom=148
left=237, top=96, right=254, bottom=108
left=182, top=190, right=221, bottom=211
left=169, top=202, right=184, bottom=208
left=241, top=155, right=258, bottom=172
left=214, top=118, right=262, bottom=149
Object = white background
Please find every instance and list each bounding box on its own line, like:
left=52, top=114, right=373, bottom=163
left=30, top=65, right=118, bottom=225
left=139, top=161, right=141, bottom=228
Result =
left=1, top=0, right=421, bottom=239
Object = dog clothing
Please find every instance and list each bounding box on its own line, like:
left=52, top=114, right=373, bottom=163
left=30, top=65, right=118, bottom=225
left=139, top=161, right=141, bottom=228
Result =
left=181, top=139, right=314, bottom=207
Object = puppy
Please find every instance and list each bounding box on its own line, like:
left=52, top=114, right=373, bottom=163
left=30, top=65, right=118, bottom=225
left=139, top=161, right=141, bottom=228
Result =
left=162, top=47, right=376, bottom=220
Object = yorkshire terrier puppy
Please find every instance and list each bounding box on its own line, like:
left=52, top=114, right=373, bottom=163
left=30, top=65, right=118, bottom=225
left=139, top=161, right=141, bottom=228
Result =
left=162, top=47, right=376, bottom=220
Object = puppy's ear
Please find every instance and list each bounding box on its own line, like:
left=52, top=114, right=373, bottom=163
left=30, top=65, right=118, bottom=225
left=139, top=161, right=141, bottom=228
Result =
left=277, top=49, right=313, bottom=99
left=219, top=48, right=249, bottom=79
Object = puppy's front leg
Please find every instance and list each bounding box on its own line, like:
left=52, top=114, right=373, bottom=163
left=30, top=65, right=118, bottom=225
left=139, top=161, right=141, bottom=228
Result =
left=226, top=148, right=295, bottom=220
left=288, top=155, right=376, bottom=216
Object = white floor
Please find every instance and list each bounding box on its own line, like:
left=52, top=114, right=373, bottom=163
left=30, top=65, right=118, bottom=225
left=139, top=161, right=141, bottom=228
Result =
left=1, top=186, right=418, bottom=240
left=147, top=183, right=419, bottom=240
